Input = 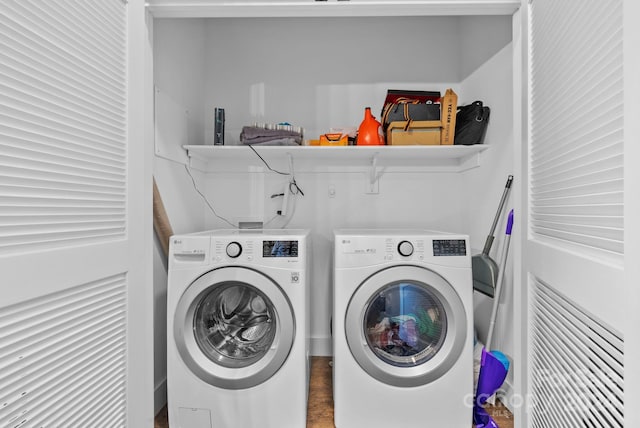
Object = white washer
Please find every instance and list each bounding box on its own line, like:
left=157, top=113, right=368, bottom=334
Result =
left=167, top=229, right=310, bottom=428
left=333, top=229, right=473, bottom=428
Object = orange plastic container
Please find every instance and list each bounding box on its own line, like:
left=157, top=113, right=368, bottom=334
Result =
left=357, top=107, right=385, bottom=145
left=320, top=133, right=349, bottom=146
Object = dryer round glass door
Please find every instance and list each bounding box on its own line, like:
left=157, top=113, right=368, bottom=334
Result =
left=174, top=266, right=295, bottom=390
left=363, top=282, right=448, bottom=367
left=345, top=265, right=467, bottom=387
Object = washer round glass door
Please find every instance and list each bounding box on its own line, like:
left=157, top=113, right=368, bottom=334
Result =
left=345, top=265, right=467, bottom=387
left=174, top=266, right=294, bottom=389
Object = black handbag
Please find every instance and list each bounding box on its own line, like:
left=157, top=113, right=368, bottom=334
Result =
left=454, top=101, right=490, bottom=145
left=382, top=100, right=440, bottom=126
left=381, top=92, right=441, bottom=132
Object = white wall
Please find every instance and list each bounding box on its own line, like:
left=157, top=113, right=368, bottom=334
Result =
left=152, top=14, right=513, bottom=410
left=201, top=169, right=467, bottom=353
left=458, top=15, right=513, bottom=80
left=154, top=19, right=208, bottom=146
left=152, top=18, right=210, bottom=414
left=459, top=43, right=516, bottom=402
left=201, top=16, right=466, bottom=144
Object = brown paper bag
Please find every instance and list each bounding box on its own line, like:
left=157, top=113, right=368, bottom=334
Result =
left=440, top=88, right=458, bottom=145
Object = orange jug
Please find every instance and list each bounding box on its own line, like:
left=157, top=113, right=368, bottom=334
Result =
left=357, top=107, right=385, bottom=145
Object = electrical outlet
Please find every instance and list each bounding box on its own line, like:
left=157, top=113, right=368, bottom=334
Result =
left=328, top=185, right=336, bottom=198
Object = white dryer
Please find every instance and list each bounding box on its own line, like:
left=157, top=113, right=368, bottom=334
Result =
left=167, top=229, right=310, bottom=428
left=333, top=229, right=473, bottom=428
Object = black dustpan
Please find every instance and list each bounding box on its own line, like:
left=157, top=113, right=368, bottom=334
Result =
left=473, top=175, right=513, bottom=297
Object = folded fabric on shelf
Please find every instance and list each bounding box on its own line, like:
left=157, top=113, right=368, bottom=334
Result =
left=244, top=138, right=300, bottom=146
left=240, top=126, right=302, bottom=145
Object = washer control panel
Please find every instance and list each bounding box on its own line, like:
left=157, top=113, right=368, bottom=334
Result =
left=211, top=236, right=306, bottom=268
left=225, top=241, right=242, bottom=258
left=214, top=239, right=254, bottom=262
left=262, top=240, right=299, bottom=258
left=397, top=240, right=414, bottom=257
left=170, top=231, right=309, bottom=272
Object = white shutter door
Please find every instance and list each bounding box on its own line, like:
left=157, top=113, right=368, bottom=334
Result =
left=0, top=1, right=152, bottom=427
left=524, top=0, right=630, bottom=427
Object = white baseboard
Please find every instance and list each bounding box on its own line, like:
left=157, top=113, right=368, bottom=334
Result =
left=497, top=377, right=514, bottom=414
left=154, top=377, right=167, bottom=416
left=310, top=336, right=332, bottom=357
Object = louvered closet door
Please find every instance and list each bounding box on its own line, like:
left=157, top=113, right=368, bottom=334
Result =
left=524, top=0, right=633, bottom=427
left=0, top=1, right=152, bottom=427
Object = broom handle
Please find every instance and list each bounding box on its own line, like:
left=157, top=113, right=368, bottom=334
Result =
left=153, top=177, right=174, bottom=259
left=486, top=209, right=514, bottom=350
left=482, top=175, right=513, bottom=255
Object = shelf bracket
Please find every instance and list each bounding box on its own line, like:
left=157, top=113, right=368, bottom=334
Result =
left=458, top=150, right=483, bottom=172
left=366, top=153, right=380, bottom=194
left=286, top=152, right=294, bottom=176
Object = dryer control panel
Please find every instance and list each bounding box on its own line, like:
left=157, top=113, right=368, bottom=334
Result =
left=334, top=230, right=470, bottom=269
left=432, top=239, right=467, bottom=256
left=339, top=237, right=428, bottom=263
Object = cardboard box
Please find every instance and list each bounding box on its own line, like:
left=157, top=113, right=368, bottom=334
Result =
left=440, top=88, right=458, bottom=145
left=386, top=121, right=441, bottom=145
